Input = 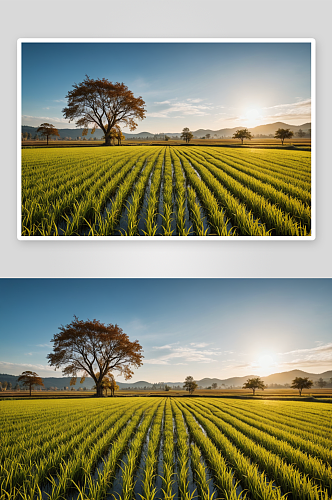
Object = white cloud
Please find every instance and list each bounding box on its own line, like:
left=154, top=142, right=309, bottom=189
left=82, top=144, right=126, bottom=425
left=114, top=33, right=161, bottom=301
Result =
left=146, top=343, right=223, bottom=365
left=148, top=99, right=212, bottom=119
left=53, top=99, right=66, bottom=103
left=22, top=115, right=69, bottom=124
left=36, top=343, right=49, bottom=347
left=263, top=98, right=311, bottom=122
left=0, top=360, right=56, bottom=374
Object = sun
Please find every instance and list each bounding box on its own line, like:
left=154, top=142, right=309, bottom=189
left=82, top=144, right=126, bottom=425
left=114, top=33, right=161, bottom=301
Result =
left=244, top=109, right=261, bottom=128
left=257, top=354, right=276, bottom=374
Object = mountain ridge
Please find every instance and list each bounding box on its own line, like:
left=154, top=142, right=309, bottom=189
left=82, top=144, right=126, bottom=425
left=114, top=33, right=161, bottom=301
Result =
left=21, top=121, right=311, bottom=141
left=1, top=369, right=330, bottom=390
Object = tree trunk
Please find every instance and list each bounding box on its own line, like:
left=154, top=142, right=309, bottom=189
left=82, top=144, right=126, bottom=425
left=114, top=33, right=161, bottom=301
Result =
left=47, top=135, right=49, bottom=146
left=104, top=134, right=112, bottom=146
left=253, top=388, right=256, bottom=396
left=29, top=384, right=32, bottom=397
left=96, top=384, right=104, bottom=397
left=241, top=139, right=244, bottom=145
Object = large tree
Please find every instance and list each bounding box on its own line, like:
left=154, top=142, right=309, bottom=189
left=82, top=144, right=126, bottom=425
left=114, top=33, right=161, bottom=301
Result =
left=242, top=377, right=266, bottom=396
left=47, top=316, right=143, bottom=397
left=181, top=127, right=194, bottom=144
left=274, top=128, right=294, bottom=145
left=17, top=371, right=44, bottom=396
left=291, top=376, right=313, bottom=396
left=62, top=76, right=146, bottom=146
left=183, top=375, right=198, bottom=395
left=36, top=123, right=60, bottom=145
left=233, top=128, right=252, bottom=145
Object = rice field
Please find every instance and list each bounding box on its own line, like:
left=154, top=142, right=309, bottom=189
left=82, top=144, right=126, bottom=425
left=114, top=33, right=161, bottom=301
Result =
left=1, top=397, right=331, bottom=500
left=21, top=145, right=312, bottom=237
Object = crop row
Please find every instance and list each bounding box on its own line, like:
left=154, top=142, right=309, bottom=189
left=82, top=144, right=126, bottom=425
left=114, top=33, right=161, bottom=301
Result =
left=21, top=146, right=311, bottom=236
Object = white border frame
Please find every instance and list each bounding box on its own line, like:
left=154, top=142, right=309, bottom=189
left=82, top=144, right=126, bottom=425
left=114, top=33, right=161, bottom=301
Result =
left=17, top=38, right=316, bottom=241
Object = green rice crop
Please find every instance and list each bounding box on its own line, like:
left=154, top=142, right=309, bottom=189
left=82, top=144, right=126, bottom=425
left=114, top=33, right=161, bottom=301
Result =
left=21, top=145, right=312, bottom=236
left=1, top=397, right=331, bottom=500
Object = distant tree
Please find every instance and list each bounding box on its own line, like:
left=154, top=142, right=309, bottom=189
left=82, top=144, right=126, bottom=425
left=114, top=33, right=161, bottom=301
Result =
left=181, top=127, right=194, bottom=144
left=1, top=381, right=8, bottom=391
left=316, top=377, right=327, bottom=388
left=297, top=128, right=305, bottom=138
left=14, top=383, right=20, bottom=391
left=211, top=382, right=218, bottom=389
left=62, top=75, right=146, bottom=146
left=165, top=135, right=170, bottom=142
left=291, top=377, right=313, bottom=396
left=36, top=123, right=60, bottom=145
left=307, top=129, right=311, bottom=138
left=164, top=384, right=171, bottom=391
left=233, top=128, right=252, bottom=145
left=47, top=316, right=143, bottom=397
left=206, top=133, right=211, bottom=140
left=274, top=128, right=294, bottom=145
left=183, top=376, right=198, bottom=395
left=8, top=382, right=12, bottom=391
left=17, top=371, right=44, bottom=396
left=242, top=377, right=266, bottom=396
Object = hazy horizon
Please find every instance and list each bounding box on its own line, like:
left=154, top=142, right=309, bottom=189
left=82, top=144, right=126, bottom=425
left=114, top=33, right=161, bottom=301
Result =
left=1, top=279, right=330, bottom=382
left=21, top=41, right=312, bottom=133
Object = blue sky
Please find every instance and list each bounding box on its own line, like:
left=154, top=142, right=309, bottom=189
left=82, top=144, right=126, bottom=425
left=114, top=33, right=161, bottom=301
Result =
left=21, top=42, right=312, bottom=133
left=0, top=279, right=330, bottom=382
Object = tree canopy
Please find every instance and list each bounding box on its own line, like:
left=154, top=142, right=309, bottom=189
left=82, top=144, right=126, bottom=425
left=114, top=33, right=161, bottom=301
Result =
left=274, top=128, right=294, bottom=145
left=291, top=377, right=313, bottom=396
left=47, top=316, right=143, bottom=397
left=233, top=128, right=252, bottom=145
left=242, top=377, right=266, bottom=395
left=36, top=123, right=60, bottom=145
left=62, top=75, right=146, bottom=146
left=181, top=127, right=194, bottom=144
left=17, top=371, right=44, bottom=396
left=183, top=375, right=198, bottom=395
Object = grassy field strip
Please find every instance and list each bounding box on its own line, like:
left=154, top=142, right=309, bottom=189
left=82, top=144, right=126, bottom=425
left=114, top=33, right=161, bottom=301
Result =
left=186, top=148, right=311, bottom=226
left=170, top=149, right=191, bottom=236
left=187, top=186, right=209, bottom=236
left=176, top=399, right=275, bottom=500
left=139, top=399, right=166, bottom=500
left=114, top=399, right=162, bottom=500
left=124, top=149, right=162, bottom=235
left=171, top=149, right=234, bottom=236
left=51, top=401, right=151, bottom=500
left=184, top=400, right=329, bottom=500
left=190, top=443, right=216, bottom=500
left=204, top=148, right=312, bottom=191
left=141, top=148, right=165, bottom=236
left=44, top=399, right=149, bottom=500
left=178, top=148, right=310, bottom=235
left=0, top=399, right=142, bottom=498
left=197, top=400, right=332, bottom=490
left=173, top=148, right=271, bottom=236
left=0, top=402, right=110, bottom=465
left=219, top=400, right=332, bottom=447
left=22, top=147, right=134, bottom=178
left=227, top=400, right=332, bottom=434
left=22, top=148, right=133, bottom=208
left=50, top=148, right=153, bottom=236
left=84, top=149, right=158, bottom=236
left=195, top=147, right=311, bottom=204
left=208, top=146, right=312, bottom=177
left=62, top=148, right=157, bottom=236
left=171, top=399, right=193, bottom=500
left=162, top=148, right=175, bottom=236
left=223, top=148, right=311, bottom=173
left=22, top=147, right=153, bottom=235
left=161, top=399, right=176, bottom=500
